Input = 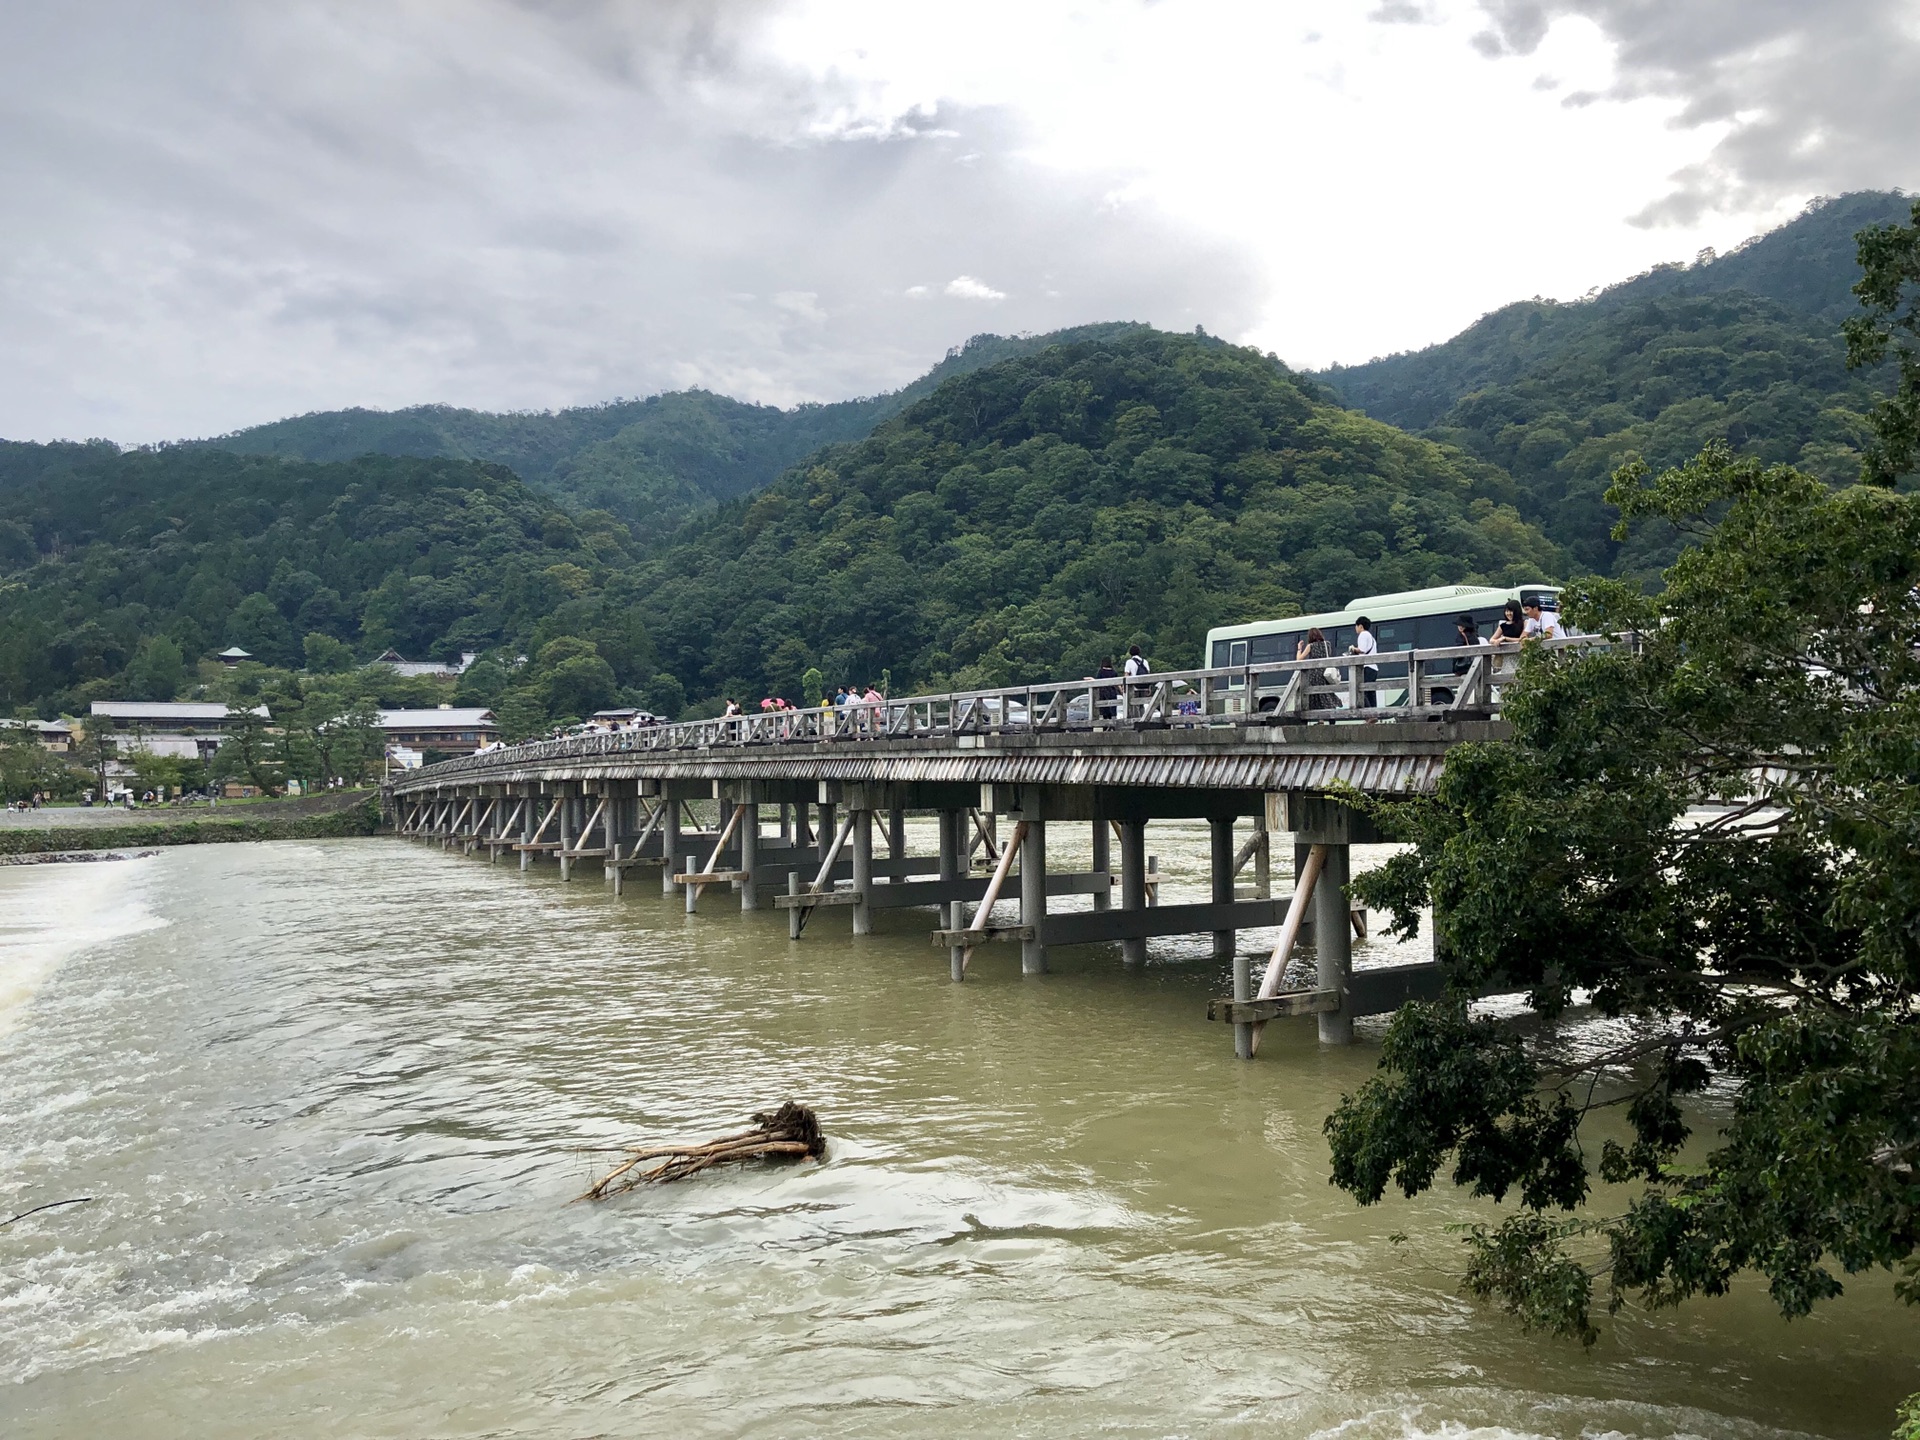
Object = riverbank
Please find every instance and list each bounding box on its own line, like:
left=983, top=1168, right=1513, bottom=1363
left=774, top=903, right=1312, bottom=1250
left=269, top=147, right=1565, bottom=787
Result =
left=0, top=792, right=381, bottom=855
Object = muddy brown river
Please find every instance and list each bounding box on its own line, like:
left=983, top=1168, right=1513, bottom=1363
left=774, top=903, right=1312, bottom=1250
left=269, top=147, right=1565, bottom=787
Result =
left=2, top=834, right=1913, bottom=1437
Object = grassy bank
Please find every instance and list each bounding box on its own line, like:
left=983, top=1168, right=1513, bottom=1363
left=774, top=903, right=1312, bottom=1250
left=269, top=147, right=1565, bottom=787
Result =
left=0, top=794, right=383, bottom=855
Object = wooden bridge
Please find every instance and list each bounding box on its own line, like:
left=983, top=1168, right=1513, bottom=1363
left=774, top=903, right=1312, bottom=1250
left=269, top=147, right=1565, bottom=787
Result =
left=387, top=641, right=1564, bottom=1058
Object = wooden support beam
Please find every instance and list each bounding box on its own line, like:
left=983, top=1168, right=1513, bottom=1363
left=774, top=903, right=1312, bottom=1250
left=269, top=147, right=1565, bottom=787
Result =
left=773, top=890, right=864, bottom=909
left=931, top=924, right=1034, bottom=945
left=672, top=869, right=750, bottom=884
left=1250, top=844, right=1325, bottom=1058
left=1208, top=990, right=1340, bottom=1023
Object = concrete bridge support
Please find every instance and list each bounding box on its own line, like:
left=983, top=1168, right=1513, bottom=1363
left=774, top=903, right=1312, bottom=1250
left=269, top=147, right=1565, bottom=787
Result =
left=1091, top=820, right=1111, bottom=912
left=738, top=801, right=759, bottom=911
left=1313, top=843, right=1354, bottom=1046
left=1019, top=817, right=1047, bottom=975
left=851, top=807, right=873, bottom=936
left=1119, top=820, right=1148, bottom=966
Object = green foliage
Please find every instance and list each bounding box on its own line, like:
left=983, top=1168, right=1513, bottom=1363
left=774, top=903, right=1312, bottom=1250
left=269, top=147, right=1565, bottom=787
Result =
left=1325, top=191, right=1912, bottom=579
left=633, top=329, right=1559, bottom=705
left=0, top=722, right=63, bottom=802
left=1845, top=196, right=1920, bottom=486
left=0, top=448, right=620, bottom=715
left=125, top=635, right=185, bottom=700
left=1334, top=441, right=1920, bottom=1346
left=205, top=326, right=1148, bottom=534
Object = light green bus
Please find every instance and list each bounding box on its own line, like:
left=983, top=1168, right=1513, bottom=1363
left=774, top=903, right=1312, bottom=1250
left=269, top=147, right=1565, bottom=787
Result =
left=1202, top=581, right=1563, bottom=710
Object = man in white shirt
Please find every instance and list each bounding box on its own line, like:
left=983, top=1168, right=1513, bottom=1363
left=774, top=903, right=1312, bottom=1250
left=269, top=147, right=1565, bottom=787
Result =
left=1522, top=599, right=1562, bottom=641
left=1348, top=616, right=1379, bottom=710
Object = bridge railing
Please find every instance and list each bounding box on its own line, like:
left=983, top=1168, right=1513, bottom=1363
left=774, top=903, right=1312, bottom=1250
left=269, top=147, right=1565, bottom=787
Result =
left=403, top=635, right=1610, bottom=783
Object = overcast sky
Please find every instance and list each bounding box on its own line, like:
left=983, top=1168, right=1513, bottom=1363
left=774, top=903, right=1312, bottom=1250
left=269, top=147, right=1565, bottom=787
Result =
left=2, top=0, right=1915, bottom=444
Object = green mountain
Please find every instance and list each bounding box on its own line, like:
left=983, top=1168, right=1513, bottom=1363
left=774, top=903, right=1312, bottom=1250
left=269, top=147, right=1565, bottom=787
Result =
left=1320, top=191, right=1910, bottom=576
left=0, top=444, right=652, bottom=712
left=204, top=324, right=1149, bottom=533
left=632, top=328, right=1562, bottom=706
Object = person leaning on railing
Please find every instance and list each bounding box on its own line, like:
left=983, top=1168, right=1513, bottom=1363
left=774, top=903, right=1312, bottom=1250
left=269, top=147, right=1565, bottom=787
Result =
left=1429, top=614, right=1484, bottom=707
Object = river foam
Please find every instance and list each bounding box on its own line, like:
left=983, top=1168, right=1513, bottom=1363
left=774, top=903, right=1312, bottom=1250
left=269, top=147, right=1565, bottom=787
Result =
left=0, top=854, right=164, bottom=1039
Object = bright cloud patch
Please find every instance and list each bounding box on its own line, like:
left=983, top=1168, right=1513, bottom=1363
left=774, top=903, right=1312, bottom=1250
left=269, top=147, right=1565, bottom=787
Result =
left=944, top=275, right=1006, bottom=300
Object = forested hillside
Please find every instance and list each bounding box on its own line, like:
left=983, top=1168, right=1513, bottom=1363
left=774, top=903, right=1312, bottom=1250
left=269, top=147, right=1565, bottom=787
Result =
left=0, top=444, right=654, bottom=714
left=0, top=329, right=1563, bottom=722
left=206, top=324, right=1147, bottom=533
left=1322, top=190, right=1909, bottom=576
left=632, top=329, right=1561, bottom=705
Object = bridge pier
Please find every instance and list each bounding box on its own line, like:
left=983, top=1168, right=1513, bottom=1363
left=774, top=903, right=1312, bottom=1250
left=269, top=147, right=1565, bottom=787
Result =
left=851, top=808, right=873, bottom=935
left=1091, top=820, right=1111, bottom=912
left=940, top=809, right=966, bottom=980
left=1313, top=842, right=1354, bottom=1046
left=1119, top=820, right=1148, bottom=965
left=1210, top=816, right=1236, bottom=962
left=1019, top=816, right=1047, bottom=975
left=661, top=794, right=681, bottom=895
left=738, top=800, right=759, bottom=910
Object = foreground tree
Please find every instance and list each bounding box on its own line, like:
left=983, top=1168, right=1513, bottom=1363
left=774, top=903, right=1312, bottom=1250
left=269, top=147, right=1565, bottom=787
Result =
left=1846, top=195, right=1920, bottom=487
left=1333, top=441, right=1920, bottom=1347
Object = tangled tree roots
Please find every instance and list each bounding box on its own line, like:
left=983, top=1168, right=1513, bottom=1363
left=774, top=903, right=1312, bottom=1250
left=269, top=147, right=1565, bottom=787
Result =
left=578, top=1102, right=826, bottom=1201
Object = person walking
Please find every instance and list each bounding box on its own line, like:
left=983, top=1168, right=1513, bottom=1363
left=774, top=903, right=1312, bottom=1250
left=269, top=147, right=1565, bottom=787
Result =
left=1347, top=616, right=1379, bottom=711
left=1297, top=627, right=1338, bottom=711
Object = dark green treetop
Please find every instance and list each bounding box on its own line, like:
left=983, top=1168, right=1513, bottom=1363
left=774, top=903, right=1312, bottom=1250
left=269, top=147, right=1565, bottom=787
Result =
left=1845, top=195, right=1920, bottom=486
left=1331, top=440, right=1920, bottom=1344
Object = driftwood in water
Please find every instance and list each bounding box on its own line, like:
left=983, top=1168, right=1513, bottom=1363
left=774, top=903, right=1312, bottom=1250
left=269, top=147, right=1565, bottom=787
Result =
left=578, top=1102, right=825, bottom=1201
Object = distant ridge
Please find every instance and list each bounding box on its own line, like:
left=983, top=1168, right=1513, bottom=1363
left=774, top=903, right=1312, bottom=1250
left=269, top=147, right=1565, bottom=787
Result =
left=1316, top=190, right=1909, bottom=578
left=198, top=323, right=1149, bottom=534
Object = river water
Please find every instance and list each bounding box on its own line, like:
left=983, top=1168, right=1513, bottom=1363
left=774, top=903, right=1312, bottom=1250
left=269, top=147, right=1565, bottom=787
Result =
left=2, top=834, right=1913, bottom=1438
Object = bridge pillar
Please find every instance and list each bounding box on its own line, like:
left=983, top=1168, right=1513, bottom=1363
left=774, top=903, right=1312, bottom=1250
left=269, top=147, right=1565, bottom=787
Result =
left=1210, top=816, right=1236, bottom=961
left=557, top=792, right=575, bottom=881
left=1019, top=816, right=1047, bottom=975
left=738, top=802, right=759, bottom=911
left=661, top=797, right=681, bottom=896
left=939, top=809, right=966, bottom=981
left=816, top=802, right=836, bottom=866
left=518, top=789, right=535, bottom=871
left=1314, top=843, right=1353, bottom=1045
left=851, top=809, right=873, bottom=935
left=888, top=808, right=905, bottom=862
left=1119, top=820, right=1148, bottom=966
left=1091, top=820, right=1111, bottom=912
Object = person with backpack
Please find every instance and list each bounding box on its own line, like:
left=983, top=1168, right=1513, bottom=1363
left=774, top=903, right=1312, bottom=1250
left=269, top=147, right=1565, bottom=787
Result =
left=1123, top=645, right=1152, bottom=718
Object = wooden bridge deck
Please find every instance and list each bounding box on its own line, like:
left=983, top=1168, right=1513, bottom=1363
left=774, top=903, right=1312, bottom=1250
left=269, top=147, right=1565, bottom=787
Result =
left=384, top=642, right=1579, bottom=1059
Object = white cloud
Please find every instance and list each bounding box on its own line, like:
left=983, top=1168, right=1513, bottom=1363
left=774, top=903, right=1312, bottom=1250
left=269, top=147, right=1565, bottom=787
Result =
left=943, top=275, right=1006, bottom=301
left=0, top=0, right=1911, bottom=442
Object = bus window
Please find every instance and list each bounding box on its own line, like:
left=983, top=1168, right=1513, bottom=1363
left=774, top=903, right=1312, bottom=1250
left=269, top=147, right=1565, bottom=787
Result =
left=1229, top=639, right=1249, bottom=667
left=1415, top=614, right=1457, bottom=649
left=1249, top=632, right=1292, bottom=663
left=1371, top=620, right=1413, bottom=651
left=1212, top=639, right=1232, bottom=667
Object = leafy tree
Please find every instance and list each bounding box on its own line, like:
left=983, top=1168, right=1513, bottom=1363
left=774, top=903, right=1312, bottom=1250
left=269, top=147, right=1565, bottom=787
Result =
left=1845, top=195, right=1920, bottom=486
left=0, top=722, right=61, bottom=802
left=214, top=708, right=281, bottom=795
left=125, top=635, right=186, bottom=700
left=1334, top=442, right=1920, bottom=1350
left=304, top=632, right=356, bottom=674
left=69, top=729, right=115, bottom=801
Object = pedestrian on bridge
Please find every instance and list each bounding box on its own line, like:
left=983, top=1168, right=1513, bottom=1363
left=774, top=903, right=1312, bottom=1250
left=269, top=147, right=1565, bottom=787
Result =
left=1347, top=616, right=1379, bottom=710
